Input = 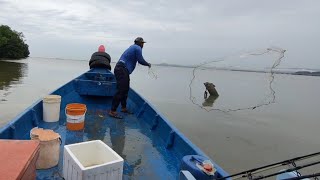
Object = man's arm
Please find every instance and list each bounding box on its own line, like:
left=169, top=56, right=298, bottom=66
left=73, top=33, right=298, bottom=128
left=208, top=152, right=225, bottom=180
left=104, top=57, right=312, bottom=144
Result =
left=136, top=47, right=151, bottom=67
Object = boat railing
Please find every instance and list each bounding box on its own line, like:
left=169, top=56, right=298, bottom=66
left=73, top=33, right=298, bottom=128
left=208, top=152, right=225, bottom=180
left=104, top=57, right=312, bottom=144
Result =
left=216, top=152, right=320, bottom=180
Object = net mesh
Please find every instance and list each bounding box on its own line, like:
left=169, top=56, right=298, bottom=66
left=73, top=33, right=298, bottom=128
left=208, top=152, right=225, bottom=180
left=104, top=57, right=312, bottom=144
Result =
left=188, top=47, right=286, bottom=112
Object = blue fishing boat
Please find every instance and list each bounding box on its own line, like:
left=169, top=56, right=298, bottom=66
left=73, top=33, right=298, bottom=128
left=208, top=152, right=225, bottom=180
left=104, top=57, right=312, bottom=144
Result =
left=0, top=68, right=229, bottom=179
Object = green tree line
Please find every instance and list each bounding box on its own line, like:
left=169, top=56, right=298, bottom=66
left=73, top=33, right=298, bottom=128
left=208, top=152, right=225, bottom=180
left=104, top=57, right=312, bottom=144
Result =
left=0, top=25, right=30, bottom=59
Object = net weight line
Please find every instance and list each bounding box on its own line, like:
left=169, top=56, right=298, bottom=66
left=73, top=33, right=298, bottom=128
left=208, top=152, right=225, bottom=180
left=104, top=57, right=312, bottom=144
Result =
left=189, top=47, right=286, bottom=113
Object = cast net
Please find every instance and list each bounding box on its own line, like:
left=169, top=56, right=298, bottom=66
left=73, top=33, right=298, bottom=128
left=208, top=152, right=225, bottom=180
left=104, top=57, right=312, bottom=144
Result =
left=188, top=47, right=286, bottom=112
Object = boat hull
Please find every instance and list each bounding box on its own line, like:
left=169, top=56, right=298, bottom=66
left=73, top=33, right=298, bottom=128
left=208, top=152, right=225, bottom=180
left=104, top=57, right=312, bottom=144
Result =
left=0, top=68, right=229, bottom=179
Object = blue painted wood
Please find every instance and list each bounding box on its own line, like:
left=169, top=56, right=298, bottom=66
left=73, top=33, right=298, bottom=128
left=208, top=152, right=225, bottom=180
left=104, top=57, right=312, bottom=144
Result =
left=74, top=69, right=117, bottom=97
left=166, top=130, right=176, bottom=148
left=137, top=102, right=147, bottom=118
left=0, top=68, right=230, bottom=180
left=84, top=71, right=114, bottom=81
left=74, top=79, right=116, bottom=96
left=151, top=114, right=159, bottom=130
left=9, top=125, right=15, bottom=139
left=32, top=109, right=39, bottom=127
left=180, top=171, right=196, bottom=180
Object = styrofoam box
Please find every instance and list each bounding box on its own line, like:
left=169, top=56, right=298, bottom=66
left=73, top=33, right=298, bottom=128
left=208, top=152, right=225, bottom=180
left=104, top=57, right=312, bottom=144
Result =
left=63, top=140, right=124, bottom=180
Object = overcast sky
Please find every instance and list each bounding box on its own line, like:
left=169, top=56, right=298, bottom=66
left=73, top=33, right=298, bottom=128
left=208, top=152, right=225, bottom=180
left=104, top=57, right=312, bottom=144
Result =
left=1, top=0, right=320, bottom=68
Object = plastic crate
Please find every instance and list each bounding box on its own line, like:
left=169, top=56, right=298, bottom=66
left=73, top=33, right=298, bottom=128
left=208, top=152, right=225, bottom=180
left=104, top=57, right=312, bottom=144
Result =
left=63, top=140, right=123, bottom=180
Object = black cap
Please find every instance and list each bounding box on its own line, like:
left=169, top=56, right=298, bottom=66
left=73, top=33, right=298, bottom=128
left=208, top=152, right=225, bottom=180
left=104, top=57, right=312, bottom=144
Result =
left=134, top=37, right=146, bottom=43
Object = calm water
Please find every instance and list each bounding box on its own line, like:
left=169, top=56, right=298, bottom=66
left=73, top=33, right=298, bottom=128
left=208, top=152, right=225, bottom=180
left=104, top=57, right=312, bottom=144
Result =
left=1, top=57, right=320, bottom=174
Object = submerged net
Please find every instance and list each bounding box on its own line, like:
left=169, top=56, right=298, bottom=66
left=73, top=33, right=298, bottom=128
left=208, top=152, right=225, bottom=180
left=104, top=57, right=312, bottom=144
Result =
left=189, top=47, right=286, bottom=112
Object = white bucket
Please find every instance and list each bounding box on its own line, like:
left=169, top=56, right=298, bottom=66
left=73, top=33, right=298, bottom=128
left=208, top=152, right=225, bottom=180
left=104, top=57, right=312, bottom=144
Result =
left=30, top=127, right=61, bottom=169
left=43, top=95, right=61, bottom=122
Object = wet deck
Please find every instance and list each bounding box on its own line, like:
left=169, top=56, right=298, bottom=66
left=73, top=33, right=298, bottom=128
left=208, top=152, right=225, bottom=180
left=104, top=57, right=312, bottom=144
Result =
left=34, top=102, right=180, bottom=179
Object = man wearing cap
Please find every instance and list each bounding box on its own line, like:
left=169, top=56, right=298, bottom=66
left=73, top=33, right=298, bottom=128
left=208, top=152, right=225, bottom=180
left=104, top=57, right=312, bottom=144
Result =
left=109, top=37, right=151, bottom=119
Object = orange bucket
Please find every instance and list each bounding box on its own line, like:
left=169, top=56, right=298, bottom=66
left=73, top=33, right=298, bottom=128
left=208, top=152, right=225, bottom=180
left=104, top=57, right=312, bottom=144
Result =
left=65, top=103, right=87, bottom=131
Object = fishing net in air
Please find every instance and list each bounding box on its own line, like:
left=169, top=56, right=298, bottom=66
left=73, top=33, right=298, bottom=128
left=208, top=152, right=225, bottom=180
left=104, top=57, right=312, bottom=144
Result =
left=189, top=47, right=286, bottom=112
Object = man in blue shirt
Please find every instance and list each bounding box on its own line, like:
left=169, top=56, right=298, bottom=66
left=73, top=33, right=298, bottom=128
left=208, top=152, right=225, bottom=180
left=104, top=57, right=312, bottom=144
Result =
left=109, top=37, right=151, bottom=119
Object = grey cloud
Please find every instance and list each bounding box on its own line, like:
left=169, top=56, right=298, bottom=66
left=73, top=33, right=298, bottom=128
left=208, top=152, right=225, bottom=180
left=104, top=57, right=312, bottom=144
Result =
left=0, top=0, right=320, bottom=68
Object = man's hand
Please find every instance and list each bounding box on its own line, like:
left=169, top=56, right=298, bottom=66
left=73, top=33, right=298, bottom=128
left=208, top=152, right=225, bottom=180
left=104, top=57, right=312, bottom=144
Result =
left=148, top=63, right=151, bottom=68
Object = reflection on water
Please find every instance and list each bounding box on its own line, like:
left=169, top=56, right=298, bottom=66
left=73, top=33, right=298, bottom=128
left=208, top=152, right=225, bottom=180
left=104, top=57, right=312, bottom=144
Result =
left=82, top=108, right=173, bottom=179
left=0, top=60, right=28, bottom=91
left=84, top=108, right=126, bottom=161
left=84, top=109, right=108, bottom=141
left=109, top=118, right=125, bottom=159
left=132, top=65, right=320, bottom=174
left=202, top=95, right=219, bottom=107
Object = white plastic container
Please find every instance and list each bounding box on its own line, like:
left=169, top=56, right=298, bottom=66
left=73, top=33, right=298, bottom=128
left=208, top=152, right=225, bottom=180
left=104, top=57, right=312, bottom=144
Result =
left=43, top=95, right=61, bottom=122
left=30, top=127, right=61, bottom=169
left=63, top=140, right=124, bottom=180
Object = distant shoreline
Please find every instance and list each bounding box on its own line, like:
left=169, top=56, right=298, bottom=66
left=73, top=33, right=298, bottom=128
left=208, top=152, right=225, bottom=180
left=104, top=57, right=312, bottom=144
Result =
left=6, top=57, right=319, bottom=77
left=155, top=63, right=320, bottom=77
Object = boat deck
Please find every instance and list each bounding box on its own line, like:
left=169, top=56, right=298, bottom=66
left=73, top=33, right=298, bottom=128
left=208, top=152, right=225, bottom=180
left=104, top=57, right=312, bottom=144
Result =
left=0, top=68, right=229, bottom=179
left=34, top=99, right=180, bottom=180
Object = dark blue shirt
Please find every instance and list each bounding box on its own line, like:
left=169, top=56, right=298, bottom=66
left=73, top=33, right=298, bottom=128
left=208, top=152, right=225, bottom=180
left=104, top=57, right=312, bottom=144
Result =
left=118, top=44, right=149, bottom=74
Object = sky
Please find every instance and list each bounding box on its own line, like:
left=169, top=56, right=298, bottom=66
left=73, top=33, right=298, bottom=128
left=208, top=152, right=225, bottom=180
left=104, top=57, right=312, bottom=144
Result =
left=1, top=0, right=320, bottom=69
